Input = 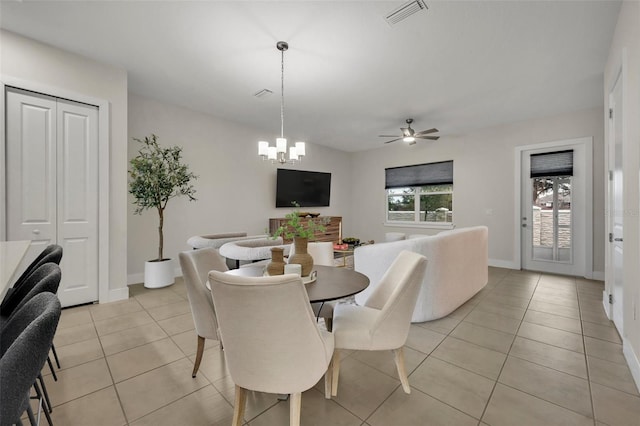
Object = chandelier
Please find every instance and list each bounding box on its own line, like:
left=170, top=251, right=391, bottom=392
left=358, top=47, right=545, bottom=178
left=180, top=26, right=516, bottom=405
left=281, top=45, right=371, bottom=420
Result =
left=258, top=41, right=305, bottom=164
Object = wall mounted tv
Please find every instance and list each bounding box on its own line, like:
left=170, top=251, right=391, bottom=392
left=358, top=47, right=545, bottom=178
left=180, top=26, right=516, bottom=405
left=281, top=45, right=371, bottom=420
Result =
left=276, top=169, right=331, bottom=208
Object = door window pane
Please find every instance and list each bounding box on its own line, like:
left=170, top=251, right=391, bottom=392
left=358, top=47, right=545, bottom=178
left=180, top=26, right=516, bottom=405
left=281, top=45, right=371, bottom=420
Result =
left=531, top=176, right=571, bottom=262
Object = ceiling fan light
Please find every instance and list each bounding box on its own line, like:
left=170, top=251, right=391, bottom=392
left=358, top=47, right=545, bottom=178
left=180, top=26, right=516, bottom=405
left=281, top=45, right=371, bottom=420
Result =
left=403, top=136, right=415, bottom=143
left=295, top=141, right=305, bottom=156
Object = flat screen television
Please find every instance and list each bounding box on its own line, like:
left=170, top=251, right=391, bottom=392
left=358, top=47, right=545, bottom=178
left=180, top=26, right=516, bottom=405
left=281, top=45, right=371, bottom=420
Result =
left=276, top=169, right=331, bottom=208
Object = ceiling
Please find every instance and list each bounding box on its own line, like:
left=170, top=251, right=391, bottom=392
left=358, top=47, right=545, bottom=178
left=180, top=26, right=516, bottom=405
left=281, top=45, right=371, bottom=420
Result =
left=0, top=1, right=621, bottom=152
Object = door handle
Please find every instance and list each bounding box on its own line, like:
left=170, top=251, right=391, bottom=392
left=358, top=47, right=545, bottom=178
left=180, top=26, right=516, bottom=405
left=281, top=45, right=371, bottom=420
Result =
left=614, top=237, right=623, bottom=242
left=521, top=224, right=527, bottom=228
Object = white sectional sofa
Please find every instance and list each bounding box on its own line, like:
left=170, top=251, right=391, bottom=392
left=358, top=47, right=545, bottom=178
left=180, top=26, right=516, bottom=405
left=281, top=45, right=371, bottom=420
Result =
left=354, top=226, right=488, bottom=323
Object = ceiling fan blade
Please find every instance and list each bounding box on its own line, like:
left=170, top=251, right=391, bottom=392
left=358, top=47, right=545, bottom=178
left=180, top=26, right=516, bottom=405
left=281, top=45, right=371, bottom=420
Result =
left=414, top=128, right=439, bottom=136
left=383, top=138, right=402, bottom=144
left=416, top=135, right=440, bottom=140
left=379, top=135, right=401, bottom=138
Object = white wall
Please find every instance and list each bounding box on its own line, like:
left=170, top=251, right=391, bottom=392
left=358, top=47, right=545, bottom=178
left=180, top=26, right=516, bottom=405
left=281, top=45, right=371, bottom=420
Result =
left=127, top=94, right=352, bottom=280
left=350, top=107, right=605, bottom=274
left=0, top=30, right=129, bottom=301
left=603, top=0, right=640, bottom=390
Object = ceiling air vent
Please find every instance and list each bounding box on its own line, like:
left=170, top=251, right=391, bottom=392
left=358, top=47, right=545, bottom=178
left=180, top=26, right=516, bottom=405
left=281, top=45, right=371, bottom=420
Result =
left=253, top=89, right=273, bottom=98
left=385, top=0, right=428, bottom=26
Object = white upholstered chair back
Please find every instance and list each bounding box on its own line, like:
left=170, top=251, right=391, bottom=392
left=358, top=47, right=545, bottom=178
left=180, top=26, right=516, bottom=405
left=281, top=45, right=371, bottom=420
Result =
left=179, top=248, right=228, bottom=340
left=208, top=270, right=334, bottom=394
left=289, top=241, right=334, bottom=266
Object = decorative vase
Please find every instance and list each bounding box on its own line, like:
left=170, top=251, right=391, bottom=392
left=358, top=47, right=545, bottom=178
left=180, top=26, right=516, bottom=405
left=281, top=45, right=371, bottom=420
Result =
left=266, top=247, right=285, bottom=276
left=144, top=259, right=174, bottom=289
left=289, top=237, right=314, bottom=277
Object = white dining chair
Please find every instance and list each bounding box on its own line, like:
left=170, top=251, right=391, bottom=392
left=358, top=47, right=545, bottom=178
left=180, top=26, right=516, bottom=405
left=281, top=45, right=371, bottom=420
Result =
left=208, top=270, right=335, bottom=426
left=178, top=248, right=228, bottom=378
left=330, top=250, right=427, bottom=396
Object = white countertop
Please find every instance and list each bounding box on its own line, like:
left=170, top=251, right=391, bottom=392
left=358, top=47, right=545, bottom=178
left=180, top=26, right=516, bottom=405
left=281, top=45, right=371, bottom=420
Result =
left=0, top=240, right=31, bottom=301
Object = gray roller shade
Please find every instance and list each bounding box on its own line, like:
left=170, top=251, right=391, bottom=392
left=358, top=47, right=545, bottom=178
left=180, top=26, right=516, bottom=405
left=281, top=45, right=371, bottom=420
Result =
left=530, top=150, right=573, bottom=178
left=385, top=160, right=453, bottom=189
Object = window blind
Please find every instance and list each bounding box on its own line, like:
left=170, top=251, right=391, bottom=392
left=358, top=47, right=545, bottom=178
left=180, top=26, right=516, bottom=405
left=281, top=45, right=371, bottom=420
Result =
left=530, top=150, right=573, bottom=178
left=385, top=160, right=453, bottom=189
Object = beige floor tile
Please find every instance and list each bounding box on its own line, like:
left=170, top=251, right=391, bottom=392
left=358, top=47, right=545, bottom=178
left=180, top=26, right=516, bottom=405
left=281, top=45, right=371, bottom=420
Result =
left=146, top=300, right=192, bottom=321
left=53, top=322, right=98, bottom=347
left=431, top=337, right=506, bottom=380
left=591, top=382, right=640, bottom=426
left=42, top=358, right=113, bottom=407
left=587, top=356, right=639, bottom=396
left=107, top=337, right=185, bottom=383
left=447, top=301, right=476, bottom=319
left=100, top=322, right=168, bottom=356
left=94, top=310, right=155, bottom=336
left=580, top=298, right=609, bottom=314
left=327, top=356, right=401, bottom=420
left=349, top=346, right=427, bottom=380
left=43, top=337, right=104, bottom=375
left=157, top=312, right=196, bottom=335
left=115, top=358, right=209, bottom=422
left=212, top=375, right=280, bottom=422
left=583, top=337, right=627, bottom=365
left=248, top=388, right=362, bottom=426
left=483, top=383, right=593, bottom=426
left=498, top=356, right=593, bottom=418
left=134, top=287, right=186, bottom=310
left=509, top=337, right=587, bottom=379
left=171, top=328, right=220, bottom=356
left=517, top=321, right=584, bottom=353
left=482, top=292, right=532, bottom=309
left=50, top=386, right=126, bottom=426
left=405, top=325, right=446, bottom=354
left=523, top=309, right=582, bottom=334
left=367, top=386, right=478, bottom=426
left=450, top=321, right=515, bottom=354
left=58, top=306, right=92, bottom=330
left=463, top=310, right=521, bottom=334
left=528, top=300, right=580, bottom=319
left=410, top=356, right=494, bottom=419
left=188, top=346, right=228, bottom=383
left=580, top=308, right=609, bottom=327
left=532, top=293, right=579, bottom=309
left=130, top=385, right=234, bottom=426
left=90, top=298, right=144, bottom=322
left=582, top=321, right=622, bottom=344
left=416, top=315, right=461, bottom=334
left=474, top=300, right=526, bottom=320
left=535, top=283, right=577, bottom=296
left=539, top=274, right=576, bottom=286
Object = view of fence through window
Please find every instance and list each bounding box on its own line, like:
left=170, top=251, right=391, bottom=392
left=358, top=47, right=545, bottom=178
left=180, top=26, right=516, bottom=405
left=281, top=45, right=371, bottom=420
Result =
left=387, top=184, right=453, bottom=223
left=532, top=176, right=571, bottom=262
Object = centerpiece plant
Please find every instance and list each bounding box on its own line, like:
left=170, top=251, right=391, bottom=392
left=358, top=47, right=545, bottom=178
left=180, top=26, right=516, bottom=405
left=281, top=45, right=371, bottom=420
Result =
left=129, top=134, right=197, bottom=287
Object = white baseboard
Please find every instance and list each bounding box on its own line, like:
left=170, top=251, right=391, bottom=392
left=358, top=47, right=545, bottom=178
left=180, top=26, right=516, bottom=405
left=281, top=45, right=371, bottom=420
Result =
left=623, top=337, right=640, bottom=394
left=488, top=259, right=519, bottom=269
left=592, top=270, right=605, bottom=281
left=107, top=287, right=129, bottom=303
left=127, top=267, right=183, bottom=286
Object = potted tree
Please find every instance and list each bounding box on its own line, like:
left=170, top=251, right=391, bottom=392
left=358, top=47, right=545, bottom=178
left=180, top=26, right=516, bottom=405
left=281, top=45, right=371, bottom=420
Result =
left=129, top=134, right=197, bottom=288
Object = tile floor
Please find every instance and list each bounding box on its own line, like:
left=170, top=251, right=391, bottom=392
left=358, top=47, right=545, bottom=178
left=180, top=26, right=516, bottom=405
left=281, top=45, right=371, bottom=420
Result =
left=37, top=267, right=640, bottom=426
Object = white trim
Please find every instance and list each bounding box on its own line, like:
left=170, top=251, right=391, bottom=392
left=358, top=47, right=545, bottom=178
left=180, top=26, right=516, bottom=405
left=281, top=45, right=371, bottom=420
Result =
left=592, top=270, right=605, bottom=281
left=488, top=259, right=519, bottom=269
left=108, top=287, right=129, bottom=303
left=514, top=137, right=593, bottom=278
left=1, top=76, right=111, bottom=305
left=602, top=290, right=612, bottom=319
left=384, top=222, right=455, bottom=230
left=623, top=337, right=640, bottom=394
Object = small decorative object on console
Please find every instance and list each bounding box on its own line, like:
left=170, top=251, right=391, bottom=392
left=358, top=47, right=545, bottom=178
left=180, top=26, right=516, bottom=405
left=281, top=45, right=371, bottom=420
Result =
left=342, top=237, right=360, bottom=248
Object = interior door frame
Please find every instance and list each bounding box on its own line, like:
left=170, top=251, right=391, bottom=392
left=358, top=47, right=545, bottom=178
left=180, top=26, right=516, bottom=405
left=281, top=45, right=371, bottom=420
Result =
left=0, top=76, right=111, bottom=304
left=514, top=137, right=593, bottom=278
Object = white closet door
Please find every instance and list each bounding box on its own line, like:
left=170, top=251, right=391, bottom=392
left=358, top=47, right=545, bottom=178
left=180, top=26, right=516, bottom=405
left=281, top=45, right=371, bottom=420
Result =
left=56, top=99, right=99, bottom=306
left=6, top=89, right=58, bottom=270
left=6, top=87, right=99, bottom=307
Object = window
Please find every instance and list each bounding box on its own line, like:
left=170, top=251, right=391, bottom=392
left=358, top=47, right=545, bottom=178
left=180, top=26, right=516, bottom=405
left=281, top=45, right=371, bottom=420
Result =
left=385, top=161, right=453, bottom=225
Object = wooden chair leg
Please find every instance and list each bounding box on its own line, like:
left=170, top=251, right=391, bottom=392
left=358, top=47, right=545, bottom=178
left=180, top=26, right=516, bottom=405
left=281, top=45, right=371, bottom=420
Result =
left=232, top=385, right=247, bottom=426
left=393, top=347, right=411, bottom=394
left=192, top=335, right=205, bottom=378
left=289, top=392, right=302, bottom=426
left=324, top=355, right=333, bottom=399
left=331, top=350, right=341, bottom=396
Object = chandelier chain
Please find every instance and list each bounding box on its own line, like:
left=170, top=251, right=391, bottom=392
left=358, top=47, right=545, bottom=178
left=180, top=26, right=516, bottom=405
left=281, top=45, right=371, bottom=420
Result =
left=280, top=47, right=285, bottom=139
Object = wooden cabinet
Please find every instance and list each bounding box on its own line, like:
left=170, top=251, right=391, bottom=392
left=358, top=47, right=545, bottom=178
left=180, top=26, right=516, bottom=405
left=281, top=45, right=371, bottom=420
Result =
left=269, top=216, right=342, bottom=244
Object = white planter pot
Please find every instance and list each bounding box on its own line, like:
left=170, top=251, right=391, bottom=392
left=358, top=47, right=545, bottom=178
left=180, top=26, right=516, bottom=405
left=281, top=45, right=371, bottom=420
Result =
left=144, top=259, right=174, bottom=288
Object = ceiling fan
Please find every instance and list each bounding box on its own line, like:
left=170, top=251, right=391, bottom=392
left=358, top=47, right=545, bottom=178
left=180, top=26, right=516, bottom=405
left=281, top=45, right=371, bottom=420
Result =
left=379, top=119, right=439, bottom=145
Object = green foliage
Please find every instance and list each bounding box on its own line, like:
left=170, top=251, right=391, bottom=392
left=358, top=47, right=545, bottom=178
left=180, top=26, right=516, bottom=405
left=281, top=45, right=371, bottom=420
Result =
left=129, top=134, right=197, bottom=260
left=273, top=202, right=327, bottom=240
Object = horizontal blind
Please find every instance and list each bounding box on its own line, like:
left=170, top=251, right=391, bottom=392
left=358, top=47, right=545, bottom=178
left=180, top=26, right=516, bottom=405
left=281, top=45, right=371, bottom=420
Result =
left=385, top=160, right=453, bottom=189
left=530, top=150, right=573, bottom=177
